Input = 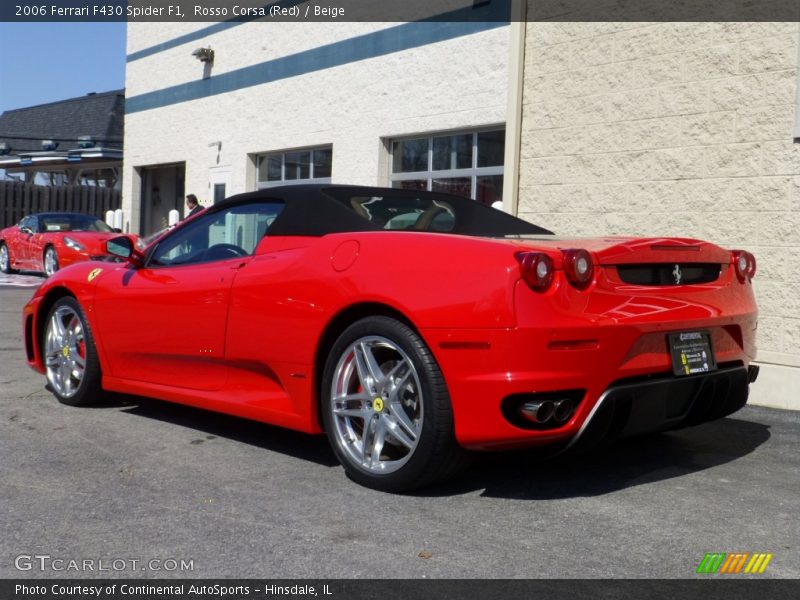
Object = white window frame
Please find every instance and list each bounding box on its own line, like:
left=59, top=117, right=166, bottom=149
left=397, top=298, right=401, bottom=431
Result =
left=388, top=127, right=505, bottom=200
left=255, top=145, right=332, bottom=189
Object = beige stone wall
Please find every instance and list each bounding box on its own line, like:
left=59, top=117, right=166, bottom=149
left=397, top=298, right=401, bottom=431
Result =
left=518, top=21, right=800, bottom=408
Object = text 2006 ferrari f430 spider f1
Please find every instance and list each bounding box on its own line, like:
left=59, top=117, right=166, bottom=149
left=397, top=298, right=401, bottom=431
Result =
left=23, top=185, right=758, bottom=491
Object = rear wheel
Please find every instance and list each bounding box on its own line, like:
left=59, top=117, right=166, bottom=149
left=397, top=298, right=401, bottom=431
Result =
left=0, top=243, right=15, bottom=274
left=43, top=297, right=102, bottom=406
left=321, top=316, right=469, bottom=492
left=44, top=246, right=59, bottom=276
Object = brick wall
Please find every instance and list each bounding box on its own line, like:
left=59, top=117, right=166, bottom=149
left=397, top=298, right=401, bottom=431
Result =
left=518, top=21, right=800, bottom=408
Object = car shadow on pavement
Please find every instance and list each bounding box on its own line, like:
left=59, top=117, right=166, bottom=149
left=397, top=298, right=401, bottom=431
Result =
left=108, top=393, right=340, bottom=467
left=96, top=393, right=771, bottom=497
left=426, top=417, right=771, bottom=499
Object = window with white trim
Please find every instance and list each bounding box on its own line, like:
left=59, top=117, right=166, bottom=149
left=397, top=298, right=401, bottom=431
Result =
left=255, top=146, right=332, bottom=188
left=389, top=128, right=504, bottom=205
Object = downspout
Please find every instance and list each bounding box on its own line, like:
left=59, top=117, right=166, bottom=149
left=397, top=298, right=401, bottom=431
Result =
left=502, top=0, right=527, bottom=216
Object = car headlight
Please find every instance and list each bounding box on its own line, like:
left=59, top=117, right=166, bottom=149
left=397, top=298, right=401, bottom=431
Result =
left=64, top=237, right=85, bottom=251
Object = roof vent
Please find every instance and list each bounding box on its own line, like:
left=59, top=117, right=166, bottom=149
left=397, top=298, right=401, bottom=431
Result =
left=0, top=142, right=10, bottom=155
left=41, top=140, right=58, bottom=151
left=78, top=136, right=95, bottom=149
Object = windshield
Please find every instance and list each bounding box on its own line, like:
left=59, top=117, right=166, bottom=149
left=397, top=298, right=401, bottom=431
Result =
left=40, top=214, right=113, bottom=233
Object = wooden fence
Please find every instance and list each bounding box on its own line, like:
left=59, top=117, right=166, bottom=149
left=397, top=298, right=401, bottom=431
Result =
left=0, top=181, right=122, bottom=230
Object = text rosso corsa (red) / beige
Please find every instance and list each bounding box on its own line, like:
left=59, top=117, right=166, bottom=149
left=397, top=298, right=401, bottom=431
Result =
left=193, top=5, right=346, bottom=18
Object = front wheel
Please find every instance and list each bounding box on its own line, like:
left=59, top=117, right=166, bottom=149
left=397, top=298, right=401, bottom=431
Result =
left=43, top=297, right=102, bottom=406
left=44, top=246, right=59, bottom=276
left=321, top=316, right=469, bottom=492
left=0, top=243, right=15, bottom=274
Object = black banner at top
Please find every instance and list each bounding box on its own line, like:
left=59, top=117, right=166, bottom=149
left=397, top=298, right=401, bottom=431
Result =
left=1, top=0, right=800, bottom=22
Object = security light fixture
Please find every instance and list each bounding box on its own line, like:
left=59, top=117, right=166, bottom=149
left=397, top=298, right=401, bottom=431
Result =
left=192, top=47, right=215, bottom=63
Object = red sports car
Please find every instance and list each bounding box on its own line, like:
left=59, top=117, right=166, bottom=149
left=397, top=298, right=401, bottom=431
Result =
left=0, top=212, right=137, bottom=277
left=22, top=185, right=758, bottom=491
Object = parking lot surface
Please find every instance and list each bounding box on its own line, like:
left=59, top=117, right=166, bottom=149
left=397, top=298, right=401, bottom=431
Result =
left=1, top=282, right=798, bottom=579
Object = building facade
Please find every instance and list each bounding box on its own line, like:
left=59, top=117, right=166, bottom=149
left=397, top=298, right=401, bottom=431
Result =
left=123, top=21, right=511, bottom=234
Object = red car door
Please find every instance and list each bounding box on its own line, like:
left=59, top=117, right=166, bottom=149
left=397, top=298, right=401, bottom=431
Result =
left=92, top=201, right=284, bottom=392
left=93, top=259, right=241, bottom=391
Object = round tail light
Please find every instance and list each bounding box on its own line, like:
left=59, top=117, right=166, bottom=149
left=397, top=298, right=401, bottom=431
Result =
left=733, top=250, right=756, bottom=282
left=517, top=252, right=555, bottom=292
left=562, top=249, right=594, bottom=288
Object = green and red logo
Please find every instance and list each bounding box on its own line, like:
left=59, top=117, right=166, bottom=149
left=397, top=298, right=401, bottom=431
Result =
left=697, top=553, right=773, bottom=574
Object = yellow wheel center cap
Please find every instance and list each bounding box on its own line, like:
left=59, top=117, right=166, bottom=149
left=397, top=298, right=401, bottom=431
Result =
left=372, top=397, right=384, bottom=412
left=62, top=346, right=70, bottom=358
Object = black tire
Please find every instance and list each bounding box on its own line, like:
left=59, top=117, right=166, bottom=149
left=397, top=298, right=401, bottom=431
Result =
left=44, top=246, right=59, bottom=277
left=42, top=296, right=103, bottom=406
left=0, top=243, right=15, bottom=274
left=321, top=316, right=470, bottom=492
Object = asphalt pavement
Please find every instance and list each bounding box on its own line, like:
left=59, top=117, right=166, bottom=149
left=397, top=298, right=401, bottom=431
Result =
left=1, top=281, right=798, bottom=579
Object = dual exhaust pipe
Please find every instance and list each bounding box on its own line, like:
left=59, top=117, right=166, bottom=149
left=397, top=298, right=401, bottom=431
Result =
left=520, top=398, right=576, bottom=426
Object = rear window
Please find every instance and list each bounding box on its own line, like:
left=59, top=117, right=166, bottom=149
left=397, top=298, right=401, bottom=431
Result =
left=345, top=195, right=456, bottom=232
left=324, top=187, right=553, bottom=237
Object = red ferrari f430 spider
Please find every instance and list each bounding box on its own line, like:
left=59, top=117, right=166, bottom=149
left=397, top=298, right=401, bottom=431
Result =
left=1, top=212, right=138, bottom=277
left=22, top=186, right=758, bottom=491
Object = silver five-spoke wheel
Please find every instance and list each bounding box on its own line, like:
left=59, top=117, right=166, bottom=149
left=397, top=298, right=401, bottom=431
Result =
left=45, top=305, right=86, bottom=399
left=331, top=335, right=423, bottom=474
left=322, top=316, right=468, bottom=491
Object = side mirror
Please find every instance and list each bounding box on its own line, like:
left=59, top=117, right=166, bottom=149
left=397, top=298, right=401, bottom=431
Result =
left=19, top=226, right=33, bottom=235
left=112, top=227, right=123, bottom=233
left=106, top=236, right=144, bottom=268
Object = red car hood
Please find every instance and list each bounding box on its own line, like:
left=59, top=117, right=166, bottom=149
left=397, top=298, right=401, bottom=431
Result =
left=505, top=235, right=731, bottom=265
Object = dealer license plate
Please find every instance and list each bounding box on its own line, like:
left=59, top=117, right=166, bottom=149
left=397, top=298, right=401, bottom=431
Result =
left=668, top=331, right=717, bottom=377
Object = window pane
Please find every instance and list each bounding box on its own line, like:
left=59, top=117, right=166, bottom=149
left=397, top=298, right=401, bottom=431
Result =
left=432, top=134, right=472, bottom=171
left=313, top=148, right=332, bottom=178
left=432, top=177, right=471, bottom=199
left=151, top=202, right=284, bottom=266
left=213, top=183, right=226, bottom=205
left=476, top=175, right=503, bottom=206
left=392, top=138, right=428, bottom=173
left=477, top=130, right=505, bottom=167
left=392, top=179, right=427, bottom=191
left=284, top=152, right=311, bottom=180
left=257, top=155, right=281, bottom=182
left=266, top=156, right=282, bottom=181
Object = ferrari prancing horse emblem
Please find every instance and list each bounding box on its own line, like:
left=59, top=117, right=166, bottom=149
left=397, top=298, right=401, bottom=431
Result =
left=87, top=268, right=103, bottom=282
left=672, top=264, right=682, bottom=285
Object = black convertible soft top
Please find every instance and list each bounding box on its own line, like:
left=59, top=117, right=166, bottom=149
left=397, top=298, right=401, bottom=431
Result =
left=215, top=184, right=553, bottom=237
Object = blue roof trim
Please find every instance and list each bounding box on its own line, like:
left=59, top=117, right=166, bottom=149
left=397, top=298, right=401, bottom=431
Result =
left=126, top=20, right=507, bottom=114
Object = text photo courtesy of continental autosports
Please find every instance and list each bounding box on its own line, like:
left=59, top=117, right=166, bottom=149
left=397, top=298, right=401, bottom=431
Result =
left=1, top=0, right=799, bottom=596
